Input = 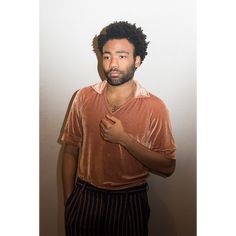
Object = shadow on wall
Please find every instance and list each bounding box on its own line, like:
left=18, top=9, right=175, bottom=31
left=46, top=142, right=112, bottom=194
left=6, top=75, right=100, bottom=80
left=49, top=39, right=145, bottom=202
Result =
left=56, top=91, right=78, bottom=236
left=92, top=35, right=105, bottom=81
left=148, top=188, right=177, bottom=236
left=55, top=32, right=104, bottom=236
left=56, top=32, right=107, bottom=235
left=56, top=145, right=65, bottom=236
left=92, top=26, right=111, bottom=82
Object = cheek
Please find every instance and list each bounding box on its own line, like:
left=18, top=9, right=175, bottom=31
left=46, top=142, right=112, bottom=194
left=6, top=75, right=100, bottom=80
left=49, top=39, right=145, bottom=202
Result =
left=102, top=61, right=109, bottom=71
left=122, top=61, right=135, bottom=71
left=118, top=60, right=129, bottom=68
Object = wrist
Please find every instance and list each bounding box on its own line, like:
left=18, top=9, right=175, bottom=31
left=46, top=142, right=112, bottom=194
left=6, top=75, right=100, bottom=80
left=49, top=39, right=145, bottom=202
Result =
left=120, top=132, right=132, bottom=148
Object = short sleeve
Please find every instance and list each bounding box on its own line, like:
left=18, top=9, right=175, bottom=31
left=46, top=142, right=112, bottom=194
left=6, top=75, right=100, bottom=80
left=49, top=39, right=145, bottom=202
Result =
left=148, top=107, right=176, bottom=160
left=60, top=90, right=83, bottom=147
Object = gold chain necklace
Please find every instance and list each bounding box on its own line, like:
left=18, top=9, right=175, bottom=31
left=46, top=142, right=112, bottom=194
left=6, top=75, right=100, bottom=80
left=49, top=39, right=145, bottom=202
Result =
left=107, top=83, right=136, bottom=113
left=111, top=105, right=122, bottom=113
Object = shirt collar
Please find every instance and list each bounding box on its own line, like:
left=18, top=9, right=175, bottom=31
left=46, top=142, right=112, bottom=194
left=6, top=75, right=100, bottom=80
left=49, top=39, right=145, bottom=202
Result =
left=91, top=80, right=150, bottom=98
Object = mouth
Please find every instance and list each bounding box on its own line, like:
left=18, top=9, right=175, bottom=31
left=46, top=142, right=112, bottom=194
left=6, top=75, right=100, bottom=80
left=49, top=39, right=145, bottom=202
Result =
left=109, top=71, right=121, bottom=77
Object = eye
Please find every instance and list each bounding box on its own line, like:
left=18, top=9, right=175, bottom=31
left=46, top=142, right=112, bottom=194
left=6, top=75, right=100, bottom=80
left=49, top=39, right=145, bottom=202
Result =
left=119, top=55, right=127, bottom=59
left=103, top=55, right=110, bottom=60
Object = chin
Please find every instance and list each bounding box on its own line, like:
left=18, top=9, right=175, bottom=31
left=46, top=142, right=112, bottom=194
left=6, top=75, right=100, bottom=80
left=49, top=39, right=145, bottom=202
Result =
left=106, top=77, right=133, bottom=86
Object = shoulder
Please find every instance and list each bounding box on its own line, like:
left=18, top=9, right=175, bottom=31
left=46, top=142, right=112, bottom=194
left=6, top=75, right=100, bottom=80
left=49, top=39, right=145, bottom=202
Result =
left=147, top=93, right=167, bottom=111
left=134, top=81, right=167, bottom=110
left=136, top=88, right=167, bottom=112
left=73, top=81, right=105, bottom=101
left=142, top=94, right=170, bottom=122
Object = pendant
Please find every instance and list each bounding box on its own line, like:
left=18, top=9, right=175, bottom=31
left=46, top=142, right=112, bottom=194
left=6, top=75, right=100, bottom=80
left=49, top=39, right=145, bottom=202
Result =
left=112, top=106, right=120, bottom=112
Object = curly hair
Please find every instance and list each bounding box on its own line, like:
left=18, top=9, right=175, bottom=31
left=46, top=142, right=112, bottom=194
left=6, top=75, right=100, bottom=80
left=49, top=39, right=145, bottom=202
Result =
left=97, top=21, right=149, bottom=64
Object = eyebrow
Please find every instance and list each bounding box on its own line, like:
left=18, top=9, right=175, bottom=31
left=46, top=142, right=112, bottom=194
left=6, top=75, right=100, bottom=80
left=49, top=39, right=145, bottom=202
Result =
left=103, top=51, right=130, bottom=55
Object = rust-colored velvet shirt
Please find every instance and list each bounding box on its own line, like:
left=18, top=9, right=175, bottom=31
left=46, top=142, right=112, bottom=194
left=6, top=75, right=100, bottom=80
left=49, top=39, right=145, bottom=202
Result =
left=60, top=80, right=176, bottom=189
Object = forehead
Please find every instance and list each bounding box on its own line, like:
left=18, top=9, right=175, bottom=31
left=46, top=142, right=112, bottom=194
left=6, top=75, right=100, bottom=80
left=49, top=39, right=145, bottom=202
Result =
left=102, top=39, right=134, bottom=53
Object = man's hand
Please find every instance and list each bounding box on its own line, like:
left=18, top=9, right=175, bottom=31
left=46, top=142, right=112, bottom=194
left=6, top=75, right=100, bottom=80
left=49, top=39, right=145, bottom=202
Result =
left=100, top=115, right=175, bottom=177
left=100, top=115, right=129, bottom=145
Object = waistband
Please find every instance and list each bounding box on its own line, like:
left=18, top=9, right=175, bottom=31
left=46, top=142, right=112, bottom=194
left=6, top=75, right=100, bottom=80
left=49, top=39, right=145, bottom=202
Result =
left=76, top=177, right=148, bottom=194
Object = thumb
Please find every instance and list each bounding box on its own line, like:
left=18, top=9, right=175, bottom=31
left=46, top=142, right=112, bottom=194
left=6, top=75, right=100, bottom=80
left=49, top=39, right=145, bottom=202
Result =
left=106, top=114, right=120, bottom=123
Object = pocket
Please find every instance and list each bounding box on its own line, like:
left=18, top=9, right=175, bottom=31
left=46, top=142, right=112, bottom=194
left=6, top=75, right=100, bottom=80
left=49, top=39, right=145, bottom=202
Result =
left=65, top=191, right=74, bottom=207
left=142, top=192, right=150, bottom=221
left=66, top=178, right=82, bottom=205
left=65, top=183, right=79, bottom=208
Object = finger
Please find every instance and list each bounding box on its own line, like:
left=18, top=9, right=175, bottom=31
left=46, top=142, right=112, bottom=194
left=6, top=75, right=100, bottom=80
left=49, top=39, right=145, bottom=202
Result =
left=99, top=121, right=106, bottom=131
left=106, top=115, right=119, bottom=123
left=100, top=130, right=105, bottom=139
left=100, top=120, right=108, bottom=130
left=100, top=131, right=108, bottom=141
left=100, top=127, right=106, bottom=137
left=101, top=118, right=112, bottom=129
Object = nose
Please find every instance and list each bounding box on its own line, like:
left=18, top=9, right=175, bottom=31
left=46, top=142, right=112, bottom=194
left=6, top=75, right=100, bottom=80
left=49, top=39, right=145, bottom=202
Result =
left=110, top=57, right=119, bottom=70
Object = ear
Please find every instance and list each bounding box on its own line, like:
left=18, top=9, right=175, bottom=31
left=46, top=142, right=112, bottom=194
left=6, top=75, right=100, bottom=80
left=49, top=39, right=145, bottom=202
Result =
left=134, top=56, right=141, bottom=68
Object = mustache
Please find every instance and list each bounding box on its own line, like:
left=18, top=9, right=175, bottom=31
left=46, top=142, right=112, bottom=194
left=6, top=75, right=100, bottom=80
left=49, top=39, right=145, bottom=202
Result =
left=108, top=68, right=121, bottom=73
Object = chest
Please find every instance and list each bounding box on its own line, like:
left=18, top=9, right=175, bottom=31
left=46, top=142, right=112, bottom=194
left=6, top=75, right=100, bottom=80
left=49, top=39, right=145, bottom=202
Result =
left=80, top=95, right=152, bottom=139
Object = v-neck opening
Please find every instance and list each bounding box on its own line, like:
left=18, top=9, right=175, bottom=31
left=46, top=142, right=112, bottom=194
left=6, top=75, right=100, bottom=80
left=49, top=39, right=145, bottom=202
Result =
left=102, top=83, right=136, bottom=114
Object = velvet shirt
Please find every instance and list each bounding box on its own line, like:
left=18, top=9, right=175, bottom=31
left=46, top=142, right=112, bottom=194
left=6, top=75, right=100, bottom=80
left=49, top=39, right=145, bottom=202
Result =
left=60, top=80, right=176, bottom=189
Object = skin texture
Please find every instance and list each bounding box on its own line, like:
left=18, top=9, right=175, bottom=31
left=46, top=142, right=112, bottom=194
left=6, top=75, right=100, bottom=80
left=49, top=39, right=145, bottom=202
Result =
left=62, top=38, right=175, bottom=203
left=102, top=39, right=138, bottom=86
left=102, top=39, right=141, bottom=112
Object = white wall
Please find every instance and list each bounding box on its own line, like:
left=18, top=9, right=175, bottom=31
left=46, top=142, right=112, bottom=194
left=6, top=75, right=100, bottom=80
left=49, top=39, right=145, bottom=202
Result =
left=40, top=0, right=196, bottom=235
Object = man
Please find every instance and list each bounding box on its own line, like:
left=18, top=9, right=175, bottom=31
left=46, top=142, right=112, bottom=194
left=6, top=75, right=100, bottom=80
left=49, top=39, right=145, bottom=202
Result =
left=60, top=21, right=176, bottom=236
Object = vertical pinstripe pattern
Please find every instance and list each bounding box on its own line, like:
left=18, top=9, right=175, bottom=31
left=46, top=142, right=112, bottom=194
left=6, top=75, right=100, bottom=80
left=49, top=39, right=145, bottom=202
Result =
left=64, top=178, right=150, bottom=236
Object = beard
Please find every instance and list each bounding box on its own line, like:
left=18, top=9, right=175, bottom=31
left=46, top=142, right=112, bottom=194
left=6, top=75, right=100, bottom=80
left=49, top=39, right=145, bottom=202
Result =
left=104, top=63, right=136, bottom=86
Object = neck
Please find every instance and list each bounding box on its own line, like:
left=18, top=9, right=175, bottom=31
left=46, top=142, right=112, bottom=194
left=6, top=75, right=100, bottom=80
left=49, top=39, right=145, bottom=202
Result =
left=106, top=79, right=136, bottom=97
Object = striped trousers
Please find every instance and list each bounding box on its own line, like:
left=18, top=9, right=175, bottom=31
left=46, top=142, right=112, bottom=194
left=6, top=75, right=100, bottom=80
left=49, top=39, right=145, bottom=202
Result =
left=64, top=178, right=150, bottom=236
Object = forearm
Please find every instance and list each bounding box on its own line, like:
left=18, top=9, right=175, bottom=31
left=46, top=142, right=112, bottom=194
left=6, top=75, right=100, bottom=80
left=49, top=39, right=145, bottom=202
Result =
left=62, top=145, right=79, bottom=203
left=120, top=134, right=175, bottom=177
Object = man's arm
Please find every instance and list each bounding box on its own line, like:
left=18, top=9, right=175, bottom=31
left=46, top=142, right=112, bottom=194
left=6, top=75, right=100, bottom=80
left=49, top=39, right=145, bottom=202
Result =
left=62, top=144, right=79, bottom=205
left=100, top=115, right=175, bottom=177
left=120, top=134, right=175, bottom=177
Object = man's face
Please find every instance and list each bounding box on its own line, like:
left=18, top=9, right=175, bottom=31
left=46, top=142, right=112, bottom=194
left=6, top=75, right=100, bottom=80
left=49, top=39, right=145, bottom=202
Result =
left=102, top=39, right=141, bottom=86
